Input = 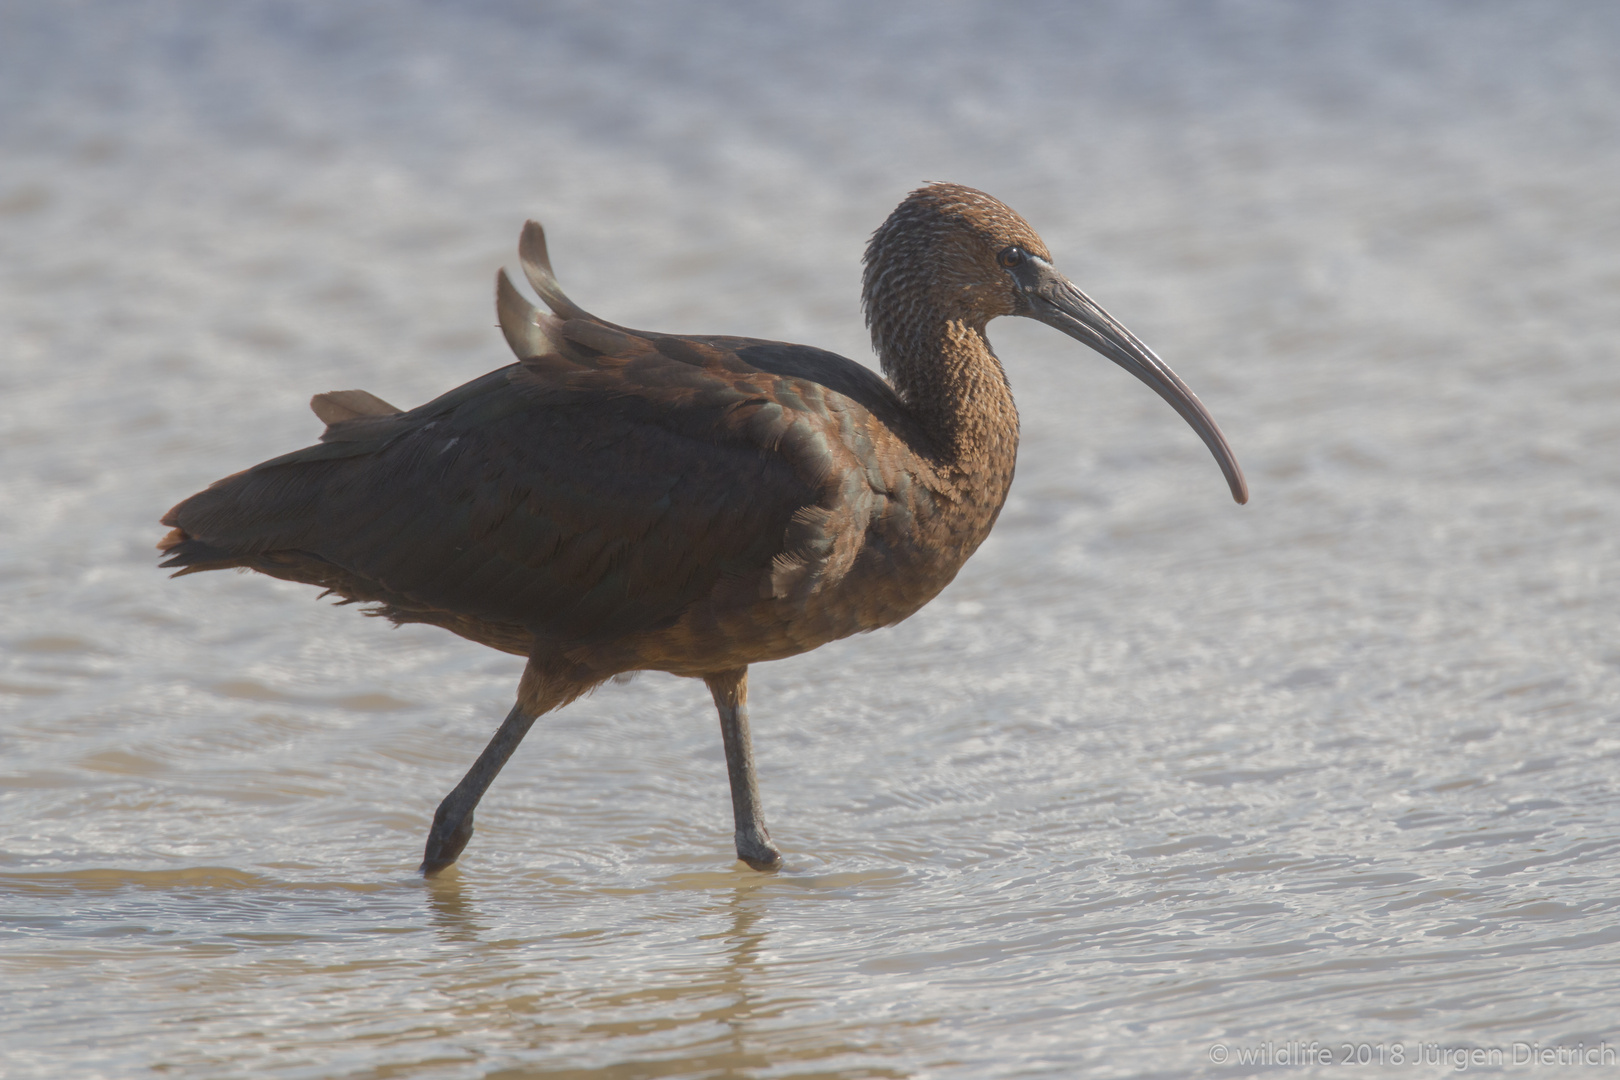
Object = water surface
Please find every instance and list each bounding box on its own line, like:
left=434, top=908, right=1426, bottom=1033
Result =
left=3, top=3, right=1620, bottom=1076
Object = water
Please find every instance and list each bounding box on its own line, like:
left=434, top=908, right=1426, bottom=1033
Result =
left=4, top=2, right=1620, bottom=1076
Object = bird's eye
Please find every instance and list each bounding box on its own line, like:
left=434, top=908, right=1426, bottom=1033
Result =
left=997, top=246, right=1026, bottom=269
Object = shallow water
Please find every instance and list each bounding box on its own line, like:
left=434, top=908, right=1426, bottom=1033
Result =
left=4, top=2, right=1620, bottom=1077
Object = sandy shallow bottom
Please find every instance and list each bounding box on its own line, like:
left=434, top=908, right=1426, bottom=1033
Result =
left=3, top=3, right=1620, bottom=1077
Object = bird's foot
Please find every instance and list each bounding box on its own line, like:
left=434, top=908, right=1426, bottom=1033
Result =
left=735, top=827, right=782, bottom=872
left=420, top=807, right=474, bottom=877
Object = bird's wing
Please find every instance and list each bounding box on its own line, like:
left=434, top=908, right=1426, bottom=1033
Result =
left=162, top=322, right=892, bottom=646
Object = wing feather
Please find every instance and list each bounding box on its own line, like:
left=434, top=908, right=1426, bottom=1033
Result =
left=162, top=257, right=926, bottom=655
left=165, top=357, right=849, bottom=645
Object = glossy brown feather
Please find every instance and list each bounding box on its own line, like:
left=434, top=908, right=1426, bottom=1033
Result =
left=159, top=183, right=1245, bottom=873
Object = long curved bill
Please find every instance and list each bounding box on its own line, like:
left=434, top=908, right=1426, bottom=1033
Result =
left=1015, top=257, right=1249, bottom=504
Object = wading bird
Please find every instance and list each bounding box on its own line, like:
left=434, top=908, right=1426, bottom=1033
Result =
left=161, top=183, right=1247, bottom=875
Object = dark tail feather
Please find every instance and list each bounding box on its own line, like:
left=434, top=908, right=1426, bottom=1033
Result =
left=157, top=529, right=245, bottom=577
left=159, top=524, right=397, bottom=609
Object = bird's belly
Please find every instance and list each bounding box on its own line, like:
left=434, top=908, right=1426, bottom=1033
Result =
left=598, top=528, right=976, bottom=679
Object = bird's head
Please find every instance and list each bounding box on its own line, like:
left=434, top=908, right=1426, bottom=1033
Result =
left=863, top=182, right=1248, bottom=504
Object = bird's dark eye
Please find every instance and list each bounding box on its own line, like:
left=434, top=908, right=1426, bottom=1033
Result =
left=997, top=246, right=1026, bottom=269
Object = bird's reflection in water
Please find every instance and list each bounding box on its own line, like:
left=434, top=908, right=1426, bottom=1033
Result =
left=423, top=870, right=484, bottom=945
left=706, top=875, right=772, bottom=1057
left=419, top=870, right=906, bottom=1077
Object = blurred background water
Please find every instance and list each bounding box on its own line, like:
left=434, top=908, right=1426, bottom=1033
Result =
left=3, top=2, right=1619, bottom=1077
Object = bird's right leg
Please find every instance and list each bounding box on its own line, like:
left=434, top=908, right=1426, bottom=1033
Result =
left=420, top=661, right=573, bottom=876
left=705, top=667, right=783, bottom=871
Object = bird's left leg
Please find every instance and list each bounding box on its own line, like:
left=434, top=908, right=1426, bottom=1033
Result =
left=705, top=667, right=782, bottom=870
left=420, top=660, right=576, bottom=876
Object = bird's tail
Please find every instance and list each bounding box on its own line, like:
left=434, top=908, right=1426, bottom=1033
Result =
left=156, top=526, right=244, bottom=576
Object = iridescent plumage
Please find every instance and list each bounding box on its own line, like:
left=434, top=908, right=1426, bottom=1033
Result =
left=161, top=183, right=1246, bottom=873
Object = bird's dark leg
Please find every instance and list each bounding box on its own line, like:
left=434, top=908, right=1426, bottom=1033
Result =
left=419, top=656, right=588, bottom=876
left=420, top=699, right=537, bottom=876
left=705, top=667, right=782, bottom=871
